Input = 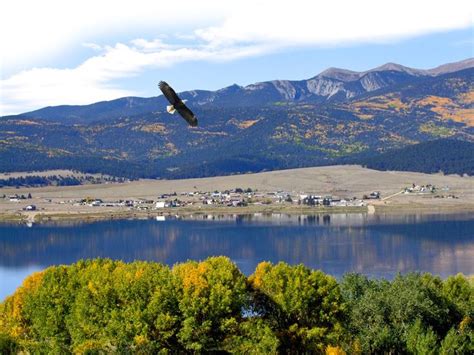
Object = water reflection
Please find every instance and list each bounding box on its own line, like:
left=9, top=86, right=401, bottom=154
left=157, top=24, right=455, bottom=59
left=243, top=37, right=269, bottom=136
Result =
left=1, top=213, right=473, bottom=300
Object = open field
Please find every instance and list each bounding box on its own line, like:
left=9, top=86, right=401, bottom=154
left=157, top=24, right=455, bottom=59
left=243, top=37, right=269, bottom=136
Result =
left=1, top=165, right=473, bottom=222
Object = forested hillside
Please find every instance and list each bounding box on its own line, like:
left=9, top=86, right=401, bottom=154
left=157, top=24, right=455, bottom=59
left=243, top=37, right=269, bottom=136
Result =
left=1, top=61, right=473, bottom=178
left=359, top=139, right=474, bottom=175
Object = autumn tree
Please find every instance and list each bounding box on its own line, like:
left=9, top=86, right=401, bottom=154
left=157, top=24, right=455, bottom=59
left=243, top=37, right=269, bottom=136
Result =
left=172, top=256, right=248, bottom=351
left=1, top=259, right=472, bottom=353
left=249, top=262, right=345, bottom=353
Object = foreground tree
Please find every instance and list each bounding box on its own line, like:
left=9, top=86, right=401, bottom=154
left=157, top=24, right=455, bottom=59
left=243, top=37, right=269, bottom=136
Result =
left=340, top=272, right=473, bottom=353
left=66, top=260, right=179, bottom=353
left=172, top=256, right=248, bottom=351
left=1, top=259, right=472, bottom=353
left=249, top=262, right=345, bottom=353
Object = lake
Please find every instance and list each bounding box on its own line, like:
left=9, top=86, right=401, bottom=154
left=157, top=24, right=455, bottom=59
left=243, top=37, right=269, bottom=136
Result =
left=1, top=212, right=473, bottom=300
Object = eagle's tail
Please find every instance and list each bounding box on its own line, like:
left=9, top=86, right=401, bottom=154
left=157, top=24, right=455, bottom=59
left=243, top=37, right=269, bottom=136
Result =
left=166, top=105, right=176, bottom=114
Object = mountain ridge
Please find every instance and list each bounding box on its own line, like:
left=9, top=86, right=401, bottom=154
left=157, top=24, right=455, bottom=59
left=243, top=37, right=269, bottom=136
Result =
left=12, top=58, right=473, bottom=125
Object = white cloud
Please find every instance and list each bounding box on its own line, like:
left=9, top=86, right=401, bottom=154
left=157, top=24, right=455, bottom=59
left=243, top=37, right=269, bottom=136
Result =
left=195, top=1, right=473, bottom=46
left=82, top=43, right=103, bottom=51
left=0, top=0, right=228, bottom=73
left=1, top=67, right=134, bottom=114
left=130, top=39, right=171, bottom=51
left=1, top=40, right=269, bottom=114
left=1, top=0, right=472, bottom=114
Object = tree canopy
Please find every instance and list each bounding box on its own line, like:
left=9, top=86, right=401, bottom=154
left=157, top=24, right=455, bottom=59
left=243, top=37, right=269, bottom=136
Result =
left=1, top=258, right=473, bottom=354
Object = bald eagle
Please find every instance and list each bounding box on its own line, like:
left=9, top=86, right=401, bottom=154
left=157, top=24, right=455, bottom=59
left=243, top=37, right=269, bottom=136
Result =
left=158, top=81, right=198, bottom=127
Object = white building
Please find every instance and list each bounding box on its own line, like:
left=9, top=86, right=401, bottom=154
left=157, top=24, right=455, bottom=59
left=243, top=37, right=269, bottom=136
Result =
left=155, top=201, right=166, bottom=208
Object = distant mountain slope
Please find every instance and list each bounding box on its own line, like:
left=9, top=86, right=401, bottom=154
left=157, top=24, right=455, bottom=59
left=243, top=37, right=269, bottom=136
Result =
left=0, top=59, right=473, bottom=178
left=344, top=68, right=474, bottom=127
left=13, top=96, right=168, bottom=125
left=17, top=58, right=474, bottom=125
left=359, top=139, right=474, bottom=175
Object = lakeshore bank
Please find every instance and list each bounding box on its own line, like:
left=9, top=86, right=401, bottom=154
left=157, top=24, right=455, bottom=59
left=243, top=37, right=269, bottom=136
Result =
left=2, top=203, right=474, bottom=225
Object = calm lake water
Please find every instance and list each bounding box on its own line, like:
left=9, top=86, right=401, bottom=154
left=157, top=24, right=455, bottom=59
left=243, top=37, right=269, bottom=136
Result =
left=1, top=213, right=473, bottom=300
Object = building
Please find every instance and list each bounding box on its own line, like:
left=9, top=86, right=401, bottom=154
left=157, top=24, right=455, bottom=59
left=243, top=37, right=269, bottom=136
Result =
left=155, top=201, right=166, bottom=208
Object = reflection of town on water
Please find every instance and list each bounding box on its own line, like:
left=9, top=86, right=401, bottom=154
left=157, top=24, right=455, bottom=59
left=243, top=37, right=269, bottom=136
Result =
left=0, top=213, right=473, bottom=281
left=178, top=212, right=473, bottom=227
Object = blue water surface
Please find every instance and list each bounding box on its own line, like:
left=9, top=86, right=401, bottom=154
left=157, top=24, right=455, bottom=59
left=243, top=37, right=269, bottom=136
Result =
left=1, top=213, right=473, bottom=300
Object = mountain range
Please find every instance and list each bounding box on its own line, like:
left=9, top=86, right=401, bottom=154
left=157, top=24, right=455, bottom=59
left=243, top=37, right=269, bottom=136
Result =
left=1, top=58, right=473, bottom=178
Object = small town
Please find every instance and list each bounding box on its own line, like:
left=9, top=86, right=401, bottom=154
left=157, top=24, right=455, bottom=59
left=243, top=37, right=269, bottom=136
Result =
left=2, top=182, right=455, bottom=215
left=3, top=187, right=369, bottom=212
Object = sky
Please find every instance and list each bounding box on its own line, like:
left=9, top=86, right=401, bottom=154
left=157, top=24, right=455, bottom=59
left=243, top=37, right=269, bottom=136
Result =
left=1, top=0, right=473, bottom=115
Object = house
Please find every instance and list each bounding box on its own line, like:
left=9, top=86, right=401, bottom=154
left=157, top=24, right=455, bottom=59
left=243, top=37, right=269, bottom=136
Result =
left=300, top=195, right=320, bottom=206
left=230, top=200, right=247, bottom=207
left=322, top=198, right=331, bottom=206
left=89, top=199, right=103, bottom=207
left=337, top=199, right=348, bottom=206
left=9, top=194, right=22, bottom=202
left=155, top=201, right=166, bottom=209
left=368, top=191, right=380, bottom=199
left=221, top=193, right=231, bottom=201
left=168, top=199, right=181, bottom=208
left=23, top=205, right=36, bottom=211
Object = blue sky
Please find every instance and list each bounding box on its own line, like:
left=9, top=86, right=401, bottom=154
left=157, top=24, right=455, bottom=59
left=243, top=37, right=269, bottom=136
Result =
left=1, top=0, right=473, bottom=114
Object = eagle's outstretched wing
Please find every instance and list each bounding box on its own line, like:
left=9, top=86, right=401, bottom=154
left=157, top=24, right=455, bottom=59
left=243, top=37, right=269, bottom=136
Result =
left=175, top=105, right=198, bottom=127
left=159, top=81, right=180, bottom=106
left=158, top=81, right=198, bottom=127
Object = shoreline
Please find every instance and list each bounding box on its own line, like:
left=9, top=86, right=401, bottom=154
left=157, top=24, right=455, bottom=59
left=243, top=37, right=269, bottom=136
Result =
left=2, top=203, right=474, bottom=225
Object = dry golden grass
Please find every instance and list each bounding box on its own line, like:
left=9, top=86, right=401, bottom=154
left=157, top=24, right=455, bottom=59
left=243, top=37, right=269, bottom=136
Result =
left=352, top=95, right=408, bottom=112
left=46, top=148, right=72, bottom=157
left=237, top=119, right=260, bottom=129
left=416, top=95, right=456, bottom=107
left=355, top=113, right=374, bottom=120
left=414, top=94, right=474, bottom=126
left=350, top=91, right=474, bottom=126
left=459, top=91, right=474, bottom=104
left=134, top=123, right=167, bottom=133
left=438, top=108, right=474, bottom=126
left=191, top=130, right=228, bottom=136
left=11, top=120, right=42, bottom=126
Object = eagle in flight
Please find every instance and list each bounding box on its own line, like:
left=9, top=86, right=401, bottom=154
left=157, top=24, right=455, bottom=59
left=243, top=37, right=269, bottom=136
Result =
left=158, top=81, right=198, bottom=127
